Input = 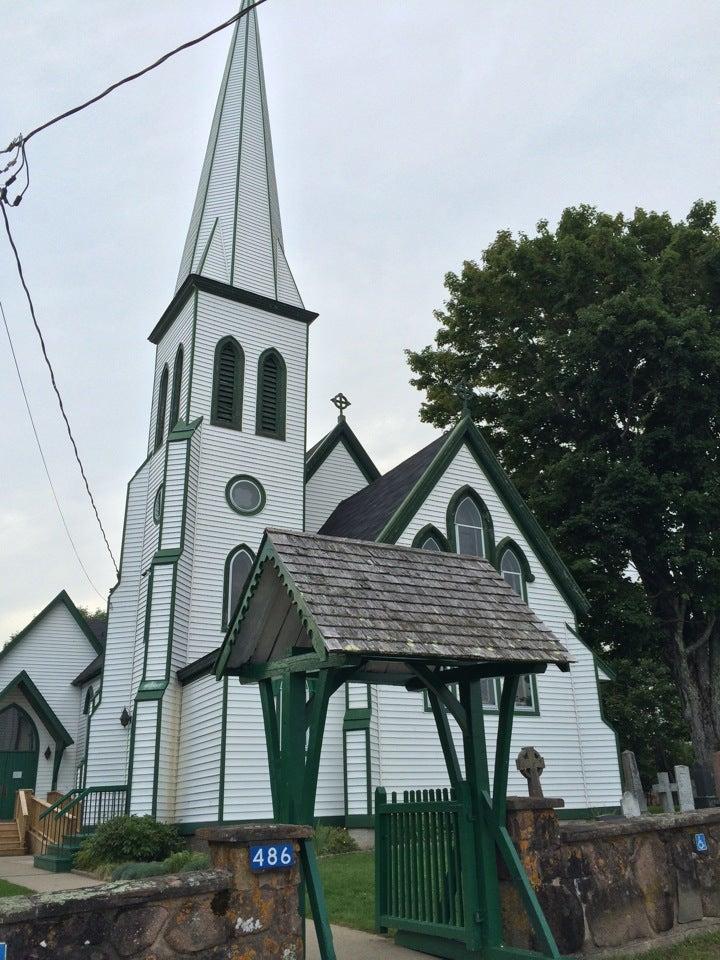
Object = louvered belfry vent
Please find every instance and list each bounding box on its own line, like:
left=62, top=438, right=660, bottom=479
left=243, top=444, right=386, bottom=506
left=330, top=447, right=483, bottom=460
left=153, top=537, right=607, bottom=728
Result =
left=257, top=350, right=286, bottom=440
left=212, top=337, right=243, bottom=430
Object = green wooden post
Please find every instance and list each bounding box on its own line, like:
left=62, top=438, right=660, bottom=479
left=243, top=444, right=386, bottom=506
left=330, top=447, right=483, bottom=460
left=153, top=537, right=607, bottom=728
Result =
left=302, top=668, right=335, bottom=823
left=375, top=787, right=388, bottom=933
left=281, top=670, right=306, bottom=823
left=426, top=688, right=462, bottom=789
left=258, top=678, right=281, bottom=817
left=300, top=838, right=337, bottom=960
left=493, top=674, right=519, bottom=824
left=460, top=677, right=503, bottom=949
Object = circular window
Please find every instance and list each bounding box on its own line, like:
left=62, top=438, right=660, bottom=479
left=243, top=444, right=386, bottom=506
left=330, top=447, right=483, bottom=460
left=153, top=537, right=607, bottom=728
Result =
left=226, top=475, right=265, bottom=516
left=153, top=485, right=164, bottom=524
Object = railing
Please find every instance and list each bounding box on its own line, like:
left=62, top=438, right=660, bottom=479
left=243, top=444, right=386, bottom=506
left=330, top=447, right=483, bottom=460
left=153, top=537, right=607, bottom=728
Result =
left=37, top=786, right=128, bottom=855
left=13, top=789, right=30, bottom=851
left=375, top=783, right=480, bottom=949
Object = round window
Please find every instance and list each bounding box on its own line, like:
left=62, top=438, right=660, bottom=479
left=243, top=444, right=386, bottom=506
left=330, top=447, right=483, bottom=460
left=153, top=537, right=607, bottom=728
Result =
left=226, top=475, right=265, bottom=515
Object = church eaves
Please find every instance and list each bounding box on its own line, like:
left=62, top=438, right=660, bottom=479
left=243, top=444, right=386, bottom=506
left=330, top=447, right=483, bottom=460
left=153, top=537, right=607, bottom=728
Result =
left=175, top=1, right=302, bottom=308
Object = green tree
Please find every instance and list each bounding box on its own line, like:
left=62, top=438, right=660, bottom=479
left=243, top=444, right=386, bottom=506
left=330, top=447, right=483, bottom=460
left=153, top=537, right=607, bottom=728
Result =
left=407, top=201, right=720, bottom=772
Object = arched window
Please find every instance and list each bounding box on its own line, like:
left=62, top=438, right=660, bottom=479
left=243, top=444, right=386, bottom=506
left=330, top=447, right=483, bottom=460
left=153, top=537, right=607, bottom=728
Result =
left=223, top=545, right=255, bottom=629
left=212, top=337, right=244, bottom=430
left=0, top=705, right=38, bottom=752
left=154, top=365, right=169, bottom=451
left=500, top=549, right=523, bottom=597
left=169, top=344, right=184, bottom=430
left=83, top=687, right=95, bottom=716
left=454, top=496, right=485, bottom=557
left=256, top=349, right=286, bottom=440
left=412, top=524, right=448, bottom=552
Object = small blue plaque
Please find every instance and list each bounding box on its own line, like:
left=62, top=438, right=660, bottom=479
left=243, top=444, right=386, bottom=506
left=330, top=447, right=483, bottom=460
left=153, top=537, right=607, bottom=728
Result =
left=0, top=942, right=7, bottom=960
left=249, top=843, right=295, bottom=872
left=695, top=833, right=708, bottom=853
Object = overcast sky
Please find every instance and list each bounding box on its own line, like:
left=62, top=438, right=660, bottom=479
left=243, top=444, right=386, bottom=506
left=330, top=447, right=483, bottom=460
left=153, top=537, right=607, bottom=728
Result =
left=1, top=0, right=718, bottom=638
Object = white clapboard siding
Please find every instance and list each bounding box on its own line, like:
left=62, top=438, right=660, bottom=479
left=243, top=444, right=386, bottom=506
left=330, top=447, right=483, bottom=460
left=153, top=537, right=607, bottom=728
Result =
left=160, top=441, right=188, bottom=550
left=128, top=700, right=159, bottom=815
left=0, top=601, right=96, bottom=796
left=147, top=298, right=194, bottom=456
left=380, top=441, right=622, bottom=809
left=144, top=565, right=174, bottom=678
left=305, top=442, right=370, bottom=533
left=86, top=462, right=153, bottom=788
left=155, top=681, right=182, bottom=822
left=314, top=690, right=345, bottom=819
left=219, top=682, right=272, bottom=822
left=345, top=730, right=369, bottom=816
left=175, top=676, right=223, bottom=822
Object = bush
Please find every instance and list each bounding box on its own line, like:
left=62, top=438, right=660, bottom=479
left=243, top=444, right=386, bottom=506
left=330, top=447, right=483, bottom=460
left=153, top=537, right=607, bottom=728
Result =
left=110, top=850, right=210, bottom=881
left=314, top=824, right=359, bottom=857
left=75, top=816, right=184, bottom=870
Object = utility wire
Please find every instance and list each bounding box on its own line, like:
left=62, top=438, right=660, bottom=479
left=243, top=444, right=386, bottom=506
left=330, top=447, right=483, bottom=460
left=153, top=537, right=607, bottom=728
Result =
left=1, top=0, right=268, bottom=164
left=1, top=299, right=106, bottom=600
left=1, top=203, right=119, bottom=574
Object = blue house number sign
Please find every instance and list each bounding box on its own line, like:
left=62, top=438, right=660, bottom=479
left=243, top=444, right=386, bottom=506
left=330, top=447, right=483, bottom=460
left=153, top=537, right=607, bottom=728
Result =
left=695, top=833, right=709, bottom=853
left=249, top=843, right=295, bottom=872
left=0, top=942, right=7, bottom=960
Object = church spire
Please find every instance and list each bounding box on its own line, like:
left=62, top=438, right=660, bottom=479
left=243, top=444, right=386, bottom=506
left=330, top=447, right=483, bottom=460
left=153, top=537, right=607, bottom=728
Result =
left=176, top=2, right=302, bottom=307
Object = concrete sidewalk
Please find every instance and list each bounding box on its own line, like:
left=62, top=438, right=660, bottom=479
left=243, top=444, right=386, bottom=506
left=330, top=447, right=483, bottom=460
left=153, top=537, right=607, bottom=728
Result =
left=0, top=856, right=103, bottom=894
left=306, top=923, right=433, bottom=959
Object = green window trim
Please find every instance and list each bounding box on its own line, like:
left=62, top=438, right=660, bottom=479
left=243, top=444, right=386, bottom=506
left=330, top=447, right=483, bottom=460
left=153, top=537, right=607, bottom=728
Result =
left=256, top=347, right=287, bottom=440
left=222, top=543, right=256, bottom=630
left=411, top=524, right=449, bottom=552
left=496, top=537, right=535, bottom=598
left=225, top=474, right=266, bottom=516
left=154, top=364, right=169, bottom=452
left=169, top=344, right=184, bottom=431
left=211, top=336, right=244, bottom=431
left=446, top=485, right=495, bottom=563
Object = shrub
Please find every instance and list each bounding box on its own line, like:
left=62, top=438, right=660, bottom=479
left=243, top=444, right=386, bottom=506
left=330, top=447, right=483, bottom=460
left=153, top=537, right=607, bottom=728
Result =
left=314, top=824, right=359, bottom=857
left=110, top=850, right=210, bottom=881
left=75, top=816, right=184, bottom=870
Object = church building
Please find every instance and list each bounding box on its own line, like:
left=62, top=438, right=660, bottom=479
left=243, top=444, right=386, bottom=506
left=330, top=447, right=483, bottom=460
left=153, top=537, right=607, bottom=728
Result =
left=69, top=2, right=622, bottom=832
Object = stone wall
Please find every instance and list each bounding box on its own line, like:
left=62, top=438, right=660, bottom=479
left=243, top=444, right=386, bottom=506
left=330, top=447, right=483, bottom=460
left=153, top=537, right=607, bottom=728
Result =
left=503, top=800, right=720, bottom=956
left=0, top=824, right=310, bottom=960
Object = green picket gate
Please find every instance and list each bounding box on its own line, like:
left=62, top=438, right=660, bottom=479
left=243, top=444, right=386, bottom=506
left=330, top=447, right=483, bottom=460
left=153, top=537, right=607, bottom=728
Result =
left=375, top=783, right=484, bottom=955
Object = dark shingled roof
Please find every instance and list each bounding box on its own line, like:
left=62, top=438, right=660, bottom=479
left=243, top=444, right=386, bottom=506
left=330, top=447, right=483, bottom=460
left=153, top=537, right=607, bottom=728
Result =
left=319, top=433, right=448, bottom=541
left=221, top=529, right=571, bottom=672
left=72, top=654, right=104, bottom=687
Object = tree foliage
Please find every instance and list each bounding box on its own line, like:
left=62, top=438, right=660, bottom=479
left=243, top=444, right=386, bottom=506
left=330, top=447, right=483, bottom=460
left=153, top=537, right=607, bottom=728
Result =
left=407, top=201, right=720, bottom=773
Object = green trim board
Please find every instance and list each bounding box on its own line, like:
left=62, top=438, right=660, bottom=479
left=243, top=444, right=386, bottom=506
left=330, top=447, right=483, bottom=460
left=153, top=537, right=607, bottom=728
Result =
left=305, top=419, right=380, bottom=485
left=148, top=274, right=318, bottom=346
left=495, top=537, right=535, bottom=587
left=0, top=672, right=73, bottom=748
left=376, top=416, right=588, bottom=616
left=1, top=590, right=104, bottom=661
left=169, top=344, right=184, bottom=431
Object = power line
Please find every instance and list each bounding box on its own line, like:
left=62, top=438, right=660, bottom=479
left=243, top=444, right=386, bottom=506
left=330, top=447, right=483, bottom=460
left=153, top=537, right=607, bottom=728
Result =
left=1, top=299, right=106, bottom=601
left=1, top=0, right=268, bottom=185
left=1, top=203, right=119, bottom=574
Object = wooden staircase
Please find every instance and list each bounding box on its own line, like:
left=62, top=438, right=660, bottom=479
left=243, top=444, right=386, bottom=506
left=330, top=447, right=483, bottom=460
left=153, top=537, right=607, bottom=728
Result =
left=0, top=820, right=25, bottom=857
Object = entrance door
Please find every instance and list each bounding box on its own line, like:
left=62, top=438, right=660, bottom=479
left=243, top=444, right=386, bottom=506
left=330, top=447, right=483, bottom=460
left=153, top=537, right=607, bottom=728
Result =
left=0, top=705, right=39, bottom=819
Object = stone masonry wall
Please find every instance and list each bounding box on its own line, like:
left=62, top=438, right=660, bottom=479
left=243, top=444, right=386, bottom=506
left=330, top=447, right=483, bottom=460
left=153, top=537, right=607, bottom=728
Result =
left=503, top=801, right=720, bottom=956
left=0, top=824, right=310, bottom=960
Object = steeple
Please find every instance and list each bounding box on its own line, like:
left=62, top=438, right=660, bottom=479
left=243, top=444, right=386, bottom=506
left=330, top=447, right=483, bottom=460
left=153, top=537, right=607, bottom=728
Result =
left=176, top=2, right=302, bottom=307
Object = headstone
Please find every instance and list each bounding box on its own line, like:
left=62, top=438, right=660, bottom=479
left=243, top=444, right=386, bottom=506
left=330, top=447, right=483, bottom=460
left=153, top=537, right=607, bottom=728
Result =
left=691, top=762, right=718, bottom=808
left=652, top=772, right=675, bottom=813
left=621, top=750, right=647, bottom=813
left=621, top=791, right=641, bottom=818
left=674, top=765, right=695, bottom=812
left=516, top=746, right=545, bottom=798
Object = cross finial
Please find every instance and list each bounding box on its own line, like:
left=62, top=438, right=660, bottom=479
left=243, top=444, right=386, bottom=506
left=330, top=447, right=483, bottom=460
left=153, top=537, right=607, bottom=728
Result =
left=454, top=380, right=474, bottom=419
left=331, top=392, right=351, bottom=421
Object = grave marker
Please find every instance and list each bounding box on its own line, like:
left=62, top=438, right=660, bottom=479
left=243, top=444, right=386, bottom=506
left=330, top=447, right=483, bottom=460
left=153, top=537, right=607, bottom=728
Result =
left=516, top=746, right=545, bottom=799
left=674, top=765, right=695, bottom=812
left=621, top=791, right=641, bottom=818
left=652, top=772, right=675, bottom=813
left=621, top=750, right=647, bottom=813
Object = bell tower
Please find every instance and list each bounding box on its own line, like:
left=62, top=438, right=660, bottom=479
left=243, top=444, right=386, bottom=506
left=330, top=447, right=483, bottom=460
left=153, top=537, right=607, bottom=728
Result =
left=85, top=1, right=316, bottom=818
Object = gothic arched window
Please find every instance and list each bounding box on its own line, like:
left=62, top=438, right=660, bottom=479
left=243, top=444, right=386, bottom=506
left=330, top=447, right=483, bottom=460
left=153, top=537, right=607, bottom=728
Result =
left=0, top=705, right=38, bottom=752
left=500, top=549, right=524, bottom=598
left=454, top=496, right=485, bottom=557
left=154, top=365, right=169, bottom=452
left=223, top=545, right=255, bottom=629
left=256, top=349, right=286, bottom=440
left=169, top=344, right=184, bottom=431
left=412, top=524, right=448, bottom=553
left=212, top=337, right=244, bottom=431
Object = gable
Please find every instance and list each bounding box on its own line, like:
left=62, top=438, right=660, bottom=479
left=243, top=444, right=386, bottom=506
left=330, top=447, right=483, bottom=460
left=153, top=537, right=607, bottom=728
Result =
left=1, top=591, right=103, bottom=664
left=305, top=439, right=374, bottom=533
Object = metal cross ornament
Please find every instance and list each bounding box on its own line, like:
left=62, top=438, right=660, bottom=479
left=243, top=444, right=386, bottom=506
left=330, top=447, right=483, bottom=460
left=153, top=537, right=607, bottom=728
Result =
left=330, top=392, right=351, bottom=420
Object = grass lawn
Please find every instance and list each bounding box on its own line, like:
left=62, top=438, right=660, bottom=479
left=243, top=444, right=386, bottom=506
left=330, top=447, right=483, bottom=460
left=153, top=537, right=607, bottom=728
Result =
left=307, top=851, right=375, bottom=932
left=0, top=879, right=32, bottom=897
